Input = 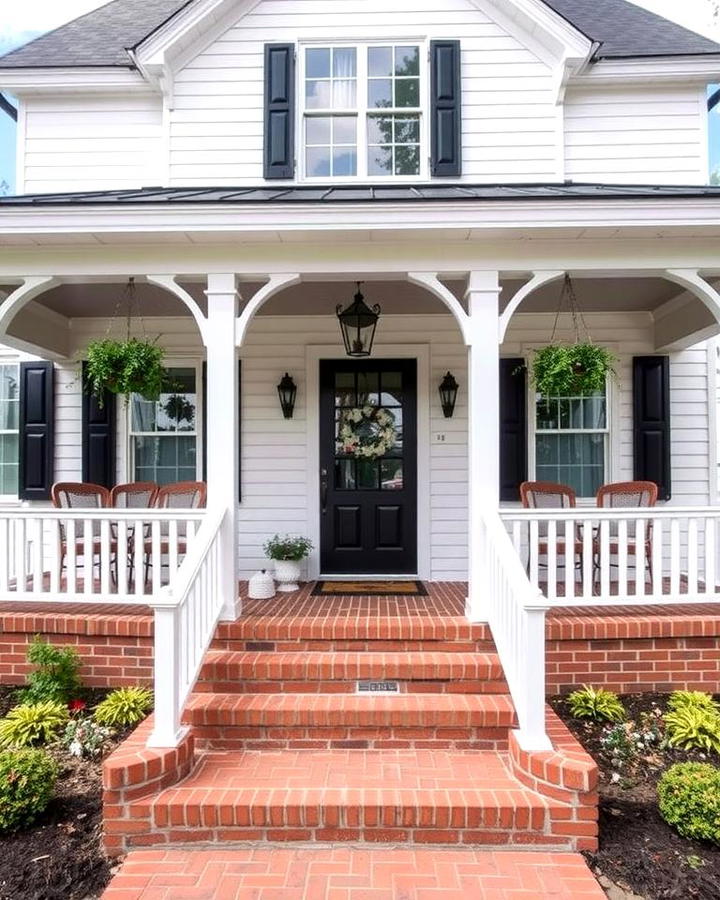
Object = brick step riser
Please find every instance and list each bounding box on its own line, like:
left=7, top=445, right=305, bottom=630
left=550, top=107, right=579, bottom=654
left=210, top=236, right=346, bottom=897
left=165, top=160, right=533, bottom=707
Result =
left=190, top=724, right=510, bottom=751
left=194, top=680, right=509, bottom=695
left=211, top=640, right=497, bottom=653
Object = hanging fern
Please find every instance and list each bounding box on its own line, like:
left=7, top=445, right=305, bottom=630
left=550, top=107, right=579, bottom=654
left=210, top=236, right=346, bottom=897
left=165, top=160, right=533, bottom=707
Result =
left=529, top=343, right=615, bottom=398
left=85, top=338, right=166, bottom=403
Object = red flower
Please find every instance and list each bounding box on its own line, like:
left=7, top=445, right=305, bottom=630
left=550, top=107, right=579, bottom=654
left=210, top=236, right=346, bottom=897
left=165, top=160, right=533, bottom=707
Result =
left=68, top=699, right=86, bottom=713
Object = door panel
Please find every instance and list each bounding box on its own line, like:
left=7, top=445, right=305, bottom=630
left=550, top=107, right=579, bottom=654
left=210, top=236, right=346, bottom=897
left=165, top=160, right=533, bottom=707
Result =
left=320, top=359, right=417, bottom=574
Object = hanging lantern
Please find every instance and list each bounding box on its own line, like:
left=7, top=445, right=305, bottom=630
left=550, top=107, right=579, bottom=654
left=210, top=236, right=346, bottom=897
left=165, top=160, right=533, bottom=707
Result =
left=336, top=283, right=381, bottom=357
left=438, top=372, right=459, bottom=418
left=277, top=372, right=297, bottom=419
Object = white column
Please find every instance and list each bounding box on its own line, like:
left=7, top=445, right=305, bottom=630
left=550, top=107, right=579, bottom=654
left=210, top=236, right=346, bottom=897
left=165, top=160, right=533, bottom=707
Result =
left=205, top=273, right=240, bottom=621
left=466, top=271, right=501, bottom=621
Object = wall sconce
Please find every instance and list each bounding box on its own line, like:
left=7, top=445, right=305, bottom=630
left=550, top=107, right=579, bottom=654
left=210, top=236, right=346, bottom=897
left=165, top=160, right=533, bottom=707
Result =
left=277, top=372, right=297, bottom=419
left=438, top=371, right=459, bottom=418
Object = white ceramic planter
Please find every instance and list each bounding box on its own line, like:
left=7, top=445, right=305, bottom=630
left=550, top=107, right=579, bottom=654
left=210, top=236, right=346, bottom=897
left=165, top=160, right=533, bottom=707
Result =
left=274, top=559, right=302, bottom=592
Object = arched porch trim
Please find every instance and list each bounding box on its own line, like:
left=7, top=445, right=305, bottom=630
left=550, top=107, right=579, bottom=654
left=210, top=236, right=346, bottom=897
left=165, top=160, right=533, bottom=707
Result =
left=498, top=270, right=565, bottom=343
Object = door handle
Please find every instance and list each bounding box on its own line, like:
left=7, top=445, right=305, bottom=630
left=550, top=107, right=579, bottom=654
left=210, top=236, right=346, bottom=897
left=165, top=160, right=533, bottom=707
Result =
left=320, top=468, right=328, bottom=514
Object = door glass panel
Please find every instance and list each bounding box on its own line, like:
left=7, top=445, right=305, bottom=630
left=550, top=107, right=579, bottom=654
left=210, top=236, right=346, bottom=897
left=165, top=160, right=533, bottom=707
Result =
left=356, top=459, right=379, bottom=489
left=335, top=458, right=356, bottom=490
left=335, top=372, right=355, bottom=406
left=380, top=371, right=402, bottom=406
left=357, top=370, right=379, bottom=406
left=381, top=458, right=403, bottom=490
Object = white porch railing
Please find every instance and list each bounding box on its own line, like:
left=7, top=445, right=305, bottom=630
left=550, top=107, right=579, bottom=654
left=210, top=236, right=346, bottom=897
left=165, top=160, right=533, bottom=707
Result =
left=147, top=507, right=227, bottom=748
left=479, top=510, right=552, bottom=751
left=501, top=507, right=720, bottom=605
left=0, top=509, right=206, bottom=603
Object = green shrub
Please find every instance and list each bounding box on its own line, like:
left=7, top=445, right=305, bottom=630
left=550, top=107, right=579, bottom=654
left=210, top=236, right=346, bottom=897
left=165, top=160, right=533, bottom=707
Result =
left=664, top=706, right=720, bottom=754
left=93, top=687, right=153, bottom=728
left=0, top=748, right=58, bottom=833
left=658, top=762, right=720, bottom=845
left=21, top=636, right=82, bottom=704
left=567, top=685, right=625, bottom=723
left=668, top=691, right=720, bottom=715
left=0, top=702, right=69, bottom=749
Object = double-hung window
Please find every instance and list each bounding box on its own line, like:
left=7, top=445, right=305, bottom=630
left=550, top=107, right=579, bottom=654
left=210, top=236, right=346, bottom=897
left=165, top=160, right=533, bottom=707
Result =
left=129, top=366, right=200, bottom=486
left=0, top=363, right=19, bottom=496
left=535, top=387, right=608, bottom=498
left=303, top=43, right=423, bottom=179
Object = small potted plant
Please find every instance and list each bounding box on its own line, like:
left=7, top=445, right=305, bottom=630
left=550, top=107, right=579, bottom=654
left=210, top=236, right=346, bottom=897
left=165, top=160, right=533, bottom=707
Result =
left=263, top=534, right=314, bottom=592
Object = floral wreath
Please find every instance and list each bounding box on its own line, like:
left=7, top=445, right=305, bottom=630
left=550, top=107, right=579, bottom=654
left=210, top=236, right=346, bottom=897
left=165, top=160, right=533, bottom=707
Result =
left=338, top=405, right=396, bottom=460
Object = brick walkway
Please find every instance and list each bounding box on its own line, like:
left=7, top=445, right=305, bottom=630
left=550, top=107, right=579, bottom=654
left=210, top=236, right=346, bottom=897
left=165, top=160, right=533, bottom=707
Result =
left=102, top=847, right=605, bottom=899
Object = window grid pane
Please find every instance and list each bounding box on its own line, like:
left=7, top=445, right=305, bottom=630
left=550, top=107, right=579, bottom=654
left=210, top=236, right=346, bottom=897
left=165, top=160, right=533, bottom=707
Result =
left=535, top=388, right=607, bottom=499
left=0, top=364, right=19, bottom=496
left=368, top=114, right=420, bottom=176
left=305, top=115, right=358, bottom=177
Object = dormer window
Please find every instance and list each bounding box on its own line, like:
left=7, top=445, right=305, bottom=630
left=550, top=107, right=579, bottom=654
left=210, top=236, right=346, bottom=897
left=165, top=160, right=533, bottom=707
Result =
left=301, top=44, right=423, bottom=180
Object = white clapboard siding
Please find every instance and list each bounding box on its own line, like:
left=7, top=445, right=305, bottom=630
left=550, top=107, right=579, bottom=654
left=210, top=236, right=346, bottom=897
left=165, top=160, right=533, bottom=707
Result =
left=564, top=86, right=707, bottom=185
left=169, top=0, right=560, bottom=186
left=32, top=307, right=713, bottom=583
left=22, top=94, right=164, bottom=194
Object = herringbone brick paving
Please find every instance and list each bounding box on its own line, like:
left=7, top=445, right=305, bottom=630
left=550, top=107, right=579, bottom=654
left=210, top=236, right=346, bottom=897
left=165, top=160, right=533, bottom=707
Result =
left=101, top=847, right=605, bottom=899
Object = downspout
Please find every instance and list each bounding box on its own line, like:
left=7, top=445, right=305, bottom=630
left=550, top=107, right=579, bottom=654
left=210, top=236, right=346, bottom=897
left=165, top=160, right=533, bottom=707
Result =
left=0, top=93, right=17, bottom=122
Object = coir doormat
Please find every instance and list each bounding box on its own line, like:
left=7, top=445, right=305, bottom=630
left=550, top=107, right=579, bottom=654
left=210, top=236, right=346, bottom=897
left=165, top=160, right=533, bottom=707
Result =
left=311, top=580, right=428, bottom=596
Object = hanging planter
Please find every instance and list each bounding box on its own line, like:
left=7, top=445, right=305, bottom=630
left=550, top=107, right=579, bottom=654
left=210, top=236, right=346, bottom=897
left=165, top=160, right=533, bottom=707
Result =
left=83, top=278, right=166, bottom=403
left=529, top=275, right=615, bottom=398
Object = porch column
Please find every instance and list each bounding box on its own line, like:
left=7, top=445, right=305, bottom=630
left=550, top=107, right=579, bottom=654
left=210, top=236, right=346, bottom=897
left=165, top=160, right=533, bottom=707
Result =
left=466, top=271, right=501, bottom=621
left=205, top=273, right=240, bottom=620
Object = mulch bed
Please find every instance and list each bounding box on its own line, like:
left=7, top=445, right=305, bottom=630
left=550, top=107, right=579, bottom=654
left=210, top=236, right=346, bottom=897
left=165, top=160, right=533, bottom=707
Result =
left=0, top=684, right=123, bottom=900
left=552, top=693, right=720, bottom=900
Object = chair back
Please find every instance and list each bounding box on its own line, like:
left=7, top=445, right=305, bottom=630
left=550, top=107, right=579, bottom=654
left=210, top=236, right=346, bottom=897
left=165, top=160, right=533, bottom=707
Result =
left=596, top=481, right=658, bottom=509
left=51, top=482, right=110, bottom=509
left=111, top=482, right=158, bottom=509
left=520, top=481, right=576, bottom=509
left=154, top=481, right=207, bottom=510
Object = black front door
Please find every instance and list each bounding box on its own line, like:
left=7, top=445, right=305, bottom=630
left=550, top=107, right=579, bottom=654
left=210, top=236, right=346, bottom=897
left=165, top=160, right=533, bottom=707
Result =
left=320, top=359, right=417, bottom=575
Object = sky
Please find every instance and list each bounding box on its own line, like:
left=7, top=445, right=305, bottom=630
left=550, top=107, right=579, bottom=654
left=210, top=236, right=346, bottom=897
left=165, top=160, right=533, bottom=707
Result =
left=0, top=0, right=719, bottom=193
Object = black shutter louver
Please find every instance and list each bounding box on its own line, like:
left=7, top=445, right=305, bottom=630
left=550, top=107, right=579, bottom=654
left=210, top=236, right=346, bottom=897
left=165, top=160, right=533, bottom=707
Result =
left=264, top=43, right=295, bottom=179
left=19, top=361, right=54, bottom=501
left=81, top=362, right=116, bottom=489
left=499, top=358, right=527, bottom=501
left=430, top=40, right=461, bottom=177
left=633, top=356, right=671, bottom=501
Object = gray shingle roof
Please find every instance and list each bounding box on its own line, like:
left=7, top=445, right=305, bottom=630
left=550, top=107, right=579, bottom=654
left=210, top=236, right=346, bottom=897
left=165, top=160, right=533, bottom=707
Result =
left=0, top=0, right=718, bottom=68
left=2, top=183, right=720, bottom=206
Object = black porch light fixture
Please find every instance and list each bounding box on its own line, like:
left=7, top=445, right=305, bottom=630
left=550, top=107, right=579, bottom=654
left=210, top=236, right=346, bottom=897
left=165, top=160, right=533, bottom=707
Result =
left=277, top=372, right=297, bottom=419
left=336, top=283, right=381, bottom=357
left=439, top=371, right=459, bottom=418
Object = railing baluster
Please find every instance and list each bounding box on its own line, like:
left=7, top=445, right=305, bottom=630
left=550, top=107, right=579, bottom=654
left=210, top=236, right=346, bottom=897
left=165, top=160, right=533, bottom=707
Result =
left=651, top=518, right=662, bottom=599
left=547, top=518, right=557, bottom=601
left=599, top=519, right=610, bottom=598
left=66, top=519, right=77, bottom=596
left=687, top=517, right=698, bottom=598
left=564, top=518, right=575, bottom=602
left=670, top=517, right=681, bottom=597
left=100, top=518, right=111, bottom=596
left=134, top=518, right=145, bottom=600
left=529, top=519, right=539, bottom=587
left=116, top=520, right=129, bottom=599
left=83, top=518, right=93, bottom=596
left=49, top=519, right=60, bottom=594
left=705, top=518, right=716, bottom=595
left=617, top=518, right=628, bottom=600
left=0, top=518, right=9, bottom=594
left=31, top=518, right=43, bottom=594
left=582, top=517, right=593, bottom=601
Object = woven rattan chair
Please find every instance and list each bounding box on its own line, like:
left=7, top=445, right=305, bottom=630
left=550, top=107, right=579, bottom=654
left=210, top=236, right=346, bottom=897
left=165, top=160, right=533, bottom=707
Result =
left=110, top=481, right=158, bottom=508
left=50, top=482, right=112, bottom=577
left=520, top=481, right=582, bottom=576
left=143, top=481, right=207, bottom=582
left=593, top=481, right=658, bottom=584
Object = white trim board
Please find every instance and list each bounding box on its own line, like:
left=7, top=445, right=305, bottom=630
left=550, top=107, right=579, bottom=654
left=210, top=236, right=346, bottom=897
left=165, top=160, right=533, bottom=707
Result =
left=304, top=343, right=432, bottom=581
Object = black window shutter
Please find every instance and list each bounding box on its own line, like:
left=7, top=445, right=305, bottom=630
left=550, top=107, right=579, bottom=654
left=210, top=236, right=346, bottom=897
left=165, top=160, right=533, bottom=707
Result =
left=264, top=43, right=295, bottom=179
left=81, top=362, right=116, bottom=488
left=202, top=360, right=242, bottom=502
left=19, top=361, right=54, bottom=501
left=430, top=40, right=461, bottom=177
left=499, top=358, right=527, bottom=501
left=633, top=356, right=671, bottom=500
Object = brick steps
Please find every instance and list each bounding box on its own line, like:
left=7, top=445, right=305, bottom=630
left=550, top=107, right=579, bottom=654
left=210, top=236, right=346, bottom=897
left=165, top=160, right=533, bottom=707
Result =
left=127, top=748, right=587, bottom=849
left=197, top=649, right=507, bottom=694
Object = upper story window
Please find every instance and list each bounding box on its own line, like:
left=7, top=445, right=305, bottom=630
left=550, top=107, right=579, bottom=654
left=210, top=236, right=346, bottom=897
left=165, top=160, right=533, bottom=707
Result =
left=302, top=44, right=423, bottom=180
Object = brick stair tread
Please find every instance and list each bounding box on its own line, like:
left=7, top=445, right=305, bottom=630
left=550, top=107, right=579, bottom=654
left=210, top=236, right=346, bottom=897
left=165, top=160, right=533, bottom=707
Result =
left=102, top=847, right=606, bottom=899
left=215, top=615, right=489, bottom=642
left=184, top=692, right=516, bottom=727
left=140, top=748, right=572, bottom=824
left=200, top=649, right=504, bottom=682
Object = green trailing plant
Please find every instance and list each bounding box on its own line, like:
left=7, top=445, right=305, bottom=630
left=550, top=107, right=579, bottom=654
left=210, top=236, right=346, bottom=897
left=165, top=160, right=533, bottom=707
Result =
left=567, top=685, right=625, bottom=723
left=20, top=636, right=81, bottom=705
left=0, top=702, right=69, bottom=749
left=664, top=706, right=720, bottom=754
left=84, top=338, right=165, bottom=403
left=263, top=534, right=314, bottom=562
left=658, top=762, right=720, bottom=845
left=93, top=687, right=153, bottom=728
left=667, top=690, right=720, bottom=715
left=529, top=343, right=616, bottom=399
left=0, top=749, right=58, bottom=833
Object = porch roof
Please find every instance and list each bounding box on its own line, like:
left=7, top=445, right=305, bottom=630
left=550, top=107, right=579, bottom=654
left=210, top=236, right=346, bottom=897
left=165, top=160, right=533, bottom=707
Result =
left=2, top=183, right=720, bottom=207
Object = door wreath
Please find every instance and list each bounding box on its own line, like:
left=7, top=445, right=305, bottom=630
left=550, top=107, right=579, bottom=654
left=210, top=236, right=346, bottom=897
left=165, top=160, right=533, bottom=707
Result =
left=338, top=405, right=397, bottom=459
